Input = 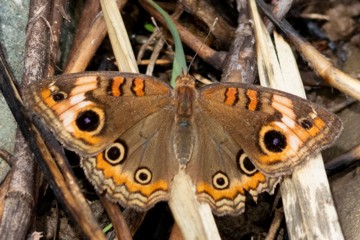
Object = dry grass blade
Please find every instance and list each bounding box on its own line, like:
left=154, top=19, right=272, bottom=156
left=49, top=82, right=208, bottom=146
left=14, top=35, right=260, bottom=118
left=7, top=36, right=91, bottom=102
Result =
left=100, top=0, right=138, bottom=73
left=250, top=0, right=344, bottom=239
left=256, top=0, right=360, bottom=102
left=169, top=171, right=221, bottom=240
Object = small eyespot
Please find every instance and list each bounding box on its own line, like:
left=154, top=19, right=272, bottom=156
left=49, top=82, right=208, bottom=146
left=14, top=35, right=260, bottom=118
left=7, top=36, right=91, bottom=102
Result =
left=263, top=130, right=287, bottom=153
left=299, top=118, right=313, bottom=129
left=212, top=171, right=229, bottom=190
left=238, top=152, right=257, bottom=175
left=134, top=167, right=152, bottom=185
left=48, top=85, right=67, bottom=102
left=104, top=142, right=126, bottom=164
left=75, top=110, right=100, bottom=132
left=52, top=91, right=67, bottom=102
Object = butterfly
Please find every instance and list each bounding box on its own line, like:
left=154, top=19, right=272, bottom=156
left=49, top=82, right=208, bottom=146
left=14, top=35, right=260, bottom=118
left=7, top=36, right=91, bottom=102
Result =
left=23, top=71, right=342, bottom=215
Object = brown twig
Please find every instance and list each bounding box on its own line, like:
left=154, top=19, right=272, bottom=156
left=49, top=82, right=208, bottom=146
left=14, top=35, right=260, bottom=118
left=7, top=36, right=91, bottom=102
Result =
left=100, top=195, right=132, bottom=240
left=169, top=223, right=183, bottom=240
left=222, top=0, right=256, bottom=84
left=140, top=0, right=226, bottom=70
left=23, top=0, right=51, bottom=84
left=0, top=54, right=38, bottom=240
left=326, top=144, right=360, bottom=176
left=0, top=149, right=13, bottom=166
left=0, top=173, right=11, bottom=221
left=145, top=33, right=166, bottom=76
left=64, top=0, right=128, bottom=73
left=264, top=0, right=293, bottom=32
left=179, top=0, right=235, bottom=48
left=0, top=0, right=53, bottom=238
left=265, top=208, right=284, bottom=240
left=47, top=0, right=69, bottom=76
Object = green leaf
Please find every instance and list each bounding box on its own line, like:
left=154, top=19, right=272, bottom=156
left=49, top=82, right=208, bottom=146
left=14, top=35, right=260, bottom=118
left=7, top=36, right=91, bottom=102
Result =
left=144, top=23, right=155, bottom=32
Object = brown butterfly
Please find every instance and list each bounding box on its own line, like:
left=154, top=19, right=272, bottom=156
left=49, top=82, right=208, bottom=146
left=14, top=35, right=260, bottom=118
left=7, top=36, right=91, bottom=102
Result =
left=23, top=71, right=342, bottom=215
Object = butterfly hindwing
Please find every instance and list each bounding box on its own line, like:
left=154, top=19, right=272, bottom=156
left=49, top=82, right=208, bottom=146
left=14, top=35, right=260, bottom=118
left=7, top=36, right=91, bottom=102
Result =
left=82, top=108, right=179, bottom=209
left=186, top=105, right=280, bottom=215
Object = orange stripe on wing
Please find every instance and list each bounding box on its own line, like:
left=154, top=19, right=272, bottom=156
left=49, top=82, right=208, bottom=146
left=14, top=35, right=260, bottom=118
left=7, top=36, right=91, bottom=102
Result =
left=196, top=172, right=266, bottom=201
left=246, top=89, right=259, bottom=111
left=224, top=87, right=239, bottom=106
left=96, top=153, right=168, bottom=197
left=111, top=76, right=125, bottom=96
left=132, top=78, right=145, bottom=97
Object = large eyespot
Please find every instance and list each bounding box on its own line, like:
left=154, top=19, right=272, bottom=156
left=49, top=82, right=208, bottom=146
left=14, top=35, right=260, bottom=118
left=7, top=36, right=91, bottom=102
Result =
left=76, top=109, right=101, bottom=132
left=238, top=152, right=257, bottom=175
left=262, top=129, right=287, bottom=153
left=104, top=142, right=126, bottom=165
left=134, top=167, right=152, bottom=185
left=212, top=171, right=230, bottom=190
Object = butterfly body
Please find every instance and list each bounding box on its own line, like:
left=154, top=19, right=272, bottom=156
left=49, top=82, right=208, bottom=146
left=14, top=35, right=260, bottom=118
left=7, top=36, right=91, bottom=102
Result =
left=23, top=71, right=342, bottom=215
left=173, top=74, right=197, bottom=166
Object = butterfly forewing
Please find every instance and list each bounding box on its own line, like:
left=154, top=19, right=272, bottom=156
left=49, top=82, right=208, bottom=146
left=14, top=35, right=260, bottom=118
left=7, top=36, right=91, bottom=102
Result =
left=23, top=72, right=174, bottom=156
left=24, top=72, right=180, bottom=209
left=198, top=82, right=342, bottom=176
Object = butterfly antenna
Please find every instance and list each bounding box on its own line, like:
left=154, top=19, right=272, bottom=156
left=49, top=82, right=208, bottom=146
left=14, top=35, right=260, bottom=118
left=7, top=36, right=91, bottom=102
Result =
left=187, top=17, right=218, bottom=73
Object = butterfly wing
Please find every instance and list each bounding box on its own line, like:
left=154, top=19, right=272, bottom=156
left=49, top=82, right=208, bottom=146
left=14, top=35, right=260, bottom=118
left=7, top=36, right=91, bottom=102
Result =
left=186, top=108, right=280, bottom=216
left=23, top=72, right=174, bottom=156
left=82, top=107, right=179, bottom=209
left=24, top=72, right=179, bottom=209
left=198, top=83, right=342, bottom=176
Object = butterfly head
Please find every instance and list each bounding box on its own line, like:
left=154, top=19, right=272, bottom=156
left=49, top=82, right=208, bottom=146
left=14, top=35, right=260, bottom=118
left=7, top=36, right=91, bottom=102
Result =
left=175, top=73, right=196, bottom=89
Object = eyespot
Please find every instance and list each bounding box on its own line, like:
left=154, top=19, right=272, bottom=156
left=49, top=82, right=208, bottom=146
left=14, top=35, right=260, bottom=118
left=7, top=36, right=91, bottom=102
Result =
left=104, top=142, right=126, bottom=165
left=48, top=85, right=68, bottom=102
left=76, top=109, right=101, bottom=132
left=262, top=129, right=287, bottom=153
left=212, top=171, right=229, bottom=190
left=134, top=167, right=152, bottom=185
left=299, top=118, right=313, bottom=130
left=52, top=91, right=67, bottom=102
left=238, top=152, right=257, bottom=175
